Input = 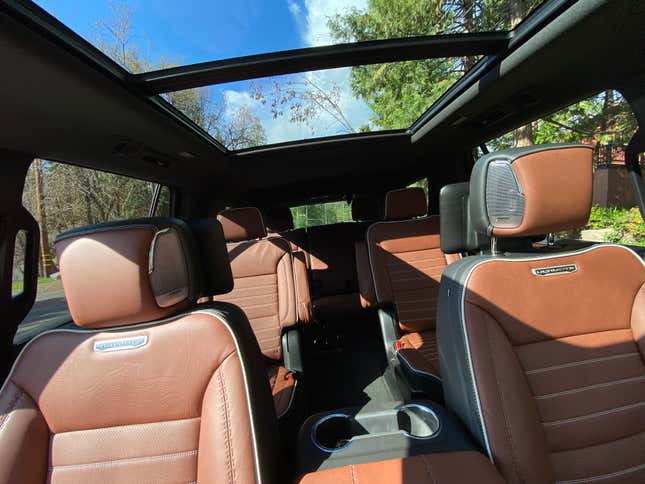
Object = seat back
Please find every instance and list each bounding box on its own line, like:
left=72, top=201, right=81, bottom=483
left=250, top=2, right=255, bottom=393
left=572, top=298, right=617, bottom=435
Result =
left=216, top=208, right=297, bottom=360
left=352, top=193, right=384, bottom=309
left=438, top=144, right=645, bottom=483
left=366, top=187, right=459, bottom=334
left=264, top=206, right=313, bottom=324
left=0, top=218, right=282, bottom=484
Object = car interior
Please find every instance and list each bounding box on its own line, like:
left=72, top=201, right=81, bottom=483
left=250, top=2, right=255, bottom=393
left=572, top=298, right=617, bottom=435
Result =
left=1, top=0, right=645, bottom=483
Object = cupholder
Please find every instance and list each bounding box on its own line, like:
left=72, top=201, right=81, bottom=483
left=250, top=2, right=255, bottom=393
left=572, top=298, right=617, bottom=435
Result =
left=311, top=414, right=366, bottom=453
left=396, top=404, right=441, bottom=439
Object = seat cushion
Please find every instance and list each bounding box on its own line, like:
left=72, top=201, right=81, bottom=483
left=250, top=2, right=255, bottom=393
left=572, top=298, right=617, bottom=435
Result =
left=397, top=330, right=440, bottom=380
left=438, top=245, right=645, bottom=483
left=298, top=452, right=504, bottom=483
left=268, top=364, right=296, bottom=419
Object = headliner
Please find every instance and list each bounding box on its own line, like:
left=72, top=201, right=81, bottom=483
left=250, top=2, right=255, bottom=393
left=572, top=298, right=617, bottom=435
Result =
left=0, top=0, right=643, bottom=208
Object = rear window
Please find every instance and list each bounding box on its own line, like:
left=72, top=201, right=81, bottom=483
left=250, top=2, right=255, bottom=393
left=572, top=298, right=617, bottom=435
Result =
left=291, top=201, right=352, bottom=229
left=487, top=90, right=643, bottom=247
left=15, top=159, right=168, bottom=343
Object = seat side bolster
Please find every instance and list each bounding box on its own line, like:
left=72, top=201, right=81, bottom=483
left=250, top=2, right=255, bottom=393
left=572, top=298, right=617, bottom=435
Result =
left=631, top=282, right=645, bottom=356
left=293, top=251, right=313, bottom=323
left=436, top=256, right=491, bottom=452
left=196, top=304, right=285, bottom=484
left=355, top=240, right=376, bottom=309
left=0, top=381, right=48, bottom=484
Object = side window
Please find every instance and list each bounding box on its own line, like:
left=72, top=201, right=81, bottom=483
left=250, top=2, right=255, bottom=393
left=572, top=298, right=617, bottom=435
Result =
left=11, top=230, right=28, bottom=299
left=291, top=201, right=352, bottom=229
left=155, top=185, right=172, bottom=216
left=487, top=90, right=643, bottom=247
left=16, top=159, right=167, bottom=343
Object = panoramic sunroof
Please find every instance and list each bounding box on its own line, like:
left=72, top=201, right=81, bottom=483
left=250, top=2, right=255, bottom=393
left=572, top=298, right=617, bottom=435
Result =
left=33, top=0, right=546, bottom=150
left=163, top=58, right=480, bottom=150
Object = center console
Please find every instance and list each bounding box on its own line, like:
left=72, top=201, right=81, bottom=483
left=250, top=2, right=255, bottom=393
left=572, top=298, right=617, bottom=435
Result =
left=297, top=399, right=479, bottom=474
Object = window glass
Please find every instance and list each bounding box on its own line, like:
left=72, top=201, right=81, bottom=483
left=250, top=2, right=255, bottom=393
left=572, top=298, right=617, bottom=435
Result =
left=155, top=185, right=172, bottom=216
left=16, top=159, right=165, bottom=344
left=11, top=230, right=28, bottom=299
left=291, top=201, right=352, bottom=229
left=487, top=90, right=643, bottom=247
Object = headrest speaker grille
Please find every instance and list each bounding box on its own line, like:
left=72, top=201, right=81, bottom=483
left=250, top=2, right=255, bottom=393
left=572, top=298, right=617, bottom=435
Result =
left=486, top=160, right=526, bottom=229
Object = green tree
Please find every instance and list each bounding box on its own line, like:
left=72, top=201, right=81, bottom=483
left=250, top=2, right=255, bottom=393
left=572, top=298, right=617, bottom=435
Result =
left=327, top=0, right=543, bottom=130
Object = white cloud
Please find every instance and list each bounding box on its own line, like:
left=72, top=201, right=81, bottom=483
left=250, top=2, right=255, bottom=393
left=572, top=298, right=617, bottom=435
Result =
left=301, top=0, right=367, bottom=47
left=224, top=0, right=374, bottom=145
left=287, top=0, right=301, bottom=17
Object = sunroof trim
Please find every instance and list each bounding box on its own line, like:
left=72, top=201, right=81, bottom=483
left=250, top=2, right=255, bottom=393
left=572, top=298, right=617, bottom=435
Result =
left=137, top=32, right=509, bottom=94
left=233, top=129, right=409, bottom=156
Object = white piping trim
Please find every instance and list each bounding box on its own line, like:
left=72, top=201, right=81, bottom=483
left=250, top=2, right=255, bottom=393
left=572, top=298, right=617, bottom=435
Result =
left=0, top=310, right=266, bottom=484
left=458, top=243, right=645, bottom=464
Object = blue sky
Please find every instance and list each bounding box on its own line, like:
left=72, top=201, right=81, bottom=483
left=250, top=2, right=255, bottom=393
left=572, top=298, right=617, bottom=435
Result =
left=35, top=0, right=377, bottom=146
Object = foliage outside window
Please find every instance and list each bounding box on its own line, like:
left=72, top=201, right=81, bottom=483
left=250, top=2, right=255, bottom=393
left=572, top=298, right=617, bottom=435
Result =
left=79, top=1, right=546, bottom=149
left=407, top=178, right=429, bottom=200
left=291, top=201, right=353, bottom=229
left=487, top=91, right=644, bottom=247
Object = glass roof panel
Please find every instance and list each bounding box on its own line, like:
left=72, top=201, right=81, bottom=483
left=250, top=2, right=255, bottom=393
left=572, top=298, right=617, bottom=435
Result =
left=164, top=56, right=480, bottom=150
left=34, top=0, right=544, bottom=73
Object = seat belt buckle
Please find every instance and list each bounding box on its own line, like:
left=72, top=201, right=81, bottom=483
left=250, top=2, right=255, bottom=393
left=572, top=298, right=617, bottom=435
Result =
left=284, top=370, right=297, bottom=381
left=395, top=341, right=403, bottom=352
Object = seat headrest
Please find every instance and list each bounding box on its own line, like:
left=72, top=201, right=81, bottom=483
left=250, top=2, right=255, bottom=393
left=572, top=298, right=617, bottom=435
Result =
left=352, top=193, right=384, bottom=222
left=439, top=182, right=488, bottom=254
left=470, top=144, right=593, bottom=237
left=264, top=206, right=294, bottom=233
left=384, top=187, right=427, bottom=220
left=189, top=218, right=234, bottom=296
left=217, top=207, right=267, bottom=242
left=55, top=218, right=199, bottom=329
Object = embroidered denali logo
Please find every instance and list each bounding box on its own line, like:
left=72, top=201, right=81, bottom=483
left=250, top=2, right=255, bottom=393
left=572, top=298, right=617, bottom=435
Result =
left=531, top=264, right=578, bottom=276
left=93, top=336, right=148, bottom=353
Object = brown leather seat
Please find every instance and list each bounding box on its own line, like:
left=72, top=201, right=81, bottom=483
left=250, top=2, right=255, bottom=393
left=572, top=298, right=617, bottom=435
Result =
left=0, top=217, right=282, bottom=483
left=215, top=207, right=302, bottom=418
left=438, top=144, right=645, bottom=483
left=264, top=206, right=313, bottom=324
left=352, top=193, right=384, bottom=309
left=366, top=187, right=459, bottom=384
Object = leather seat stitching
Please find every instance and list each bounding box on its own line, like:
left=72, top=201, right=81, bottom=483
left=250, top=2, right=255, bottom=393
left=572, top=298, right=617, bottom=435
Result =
left=555, top=461, right=645, bottom=484
left=526, top=352, right=640, bottom=374
left=217, top=366, right=235, bottom=484
left=542, top=400, right=645, bottom=427
left=49, top=449, right=198, bottom=471
left=534, top=374, right=645, bottom=399
left=420, top=454, right=438, bottom=484
left=349, top=463, right=357, bottom=484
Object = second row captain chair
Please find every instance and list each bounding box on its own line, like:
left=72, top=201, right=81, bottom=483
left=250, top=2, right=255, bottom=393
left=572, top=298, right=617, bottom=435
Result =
left=213, top=207, right=308, bottom=419
left=364, top=186, right=486, bottom=399
left=0, top=217, right=284, bottom=483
